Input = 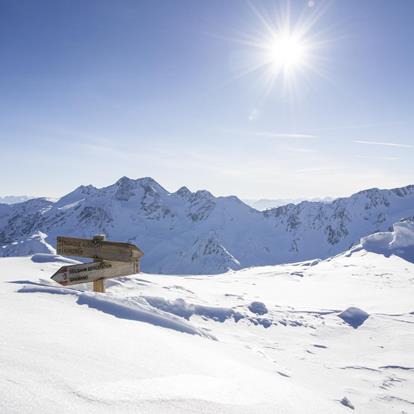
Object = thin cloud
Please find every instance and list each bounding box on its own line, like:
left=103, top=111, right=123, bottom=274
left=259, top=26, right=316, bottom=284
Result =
left=223, top=129, right=317, bottom=139
left=356, top=155, right=398, bottom=161
left=308, top=121, right=406, bottom=132
left=286, top=147, right=319, bottom=153
left=256, top=132, right=317, bottom=139
left=353, top=140, right=412, bottom=148
left=295, top=167, right=347, bottom=174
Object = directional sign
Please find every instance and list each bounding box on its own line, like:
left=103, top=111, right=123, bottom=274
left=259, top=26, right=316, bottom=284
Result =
left=51, top=260, right=139, bottom=286
left=57, top=236, right=143, bottom=263
left=52, top=235, right=143, bottom=292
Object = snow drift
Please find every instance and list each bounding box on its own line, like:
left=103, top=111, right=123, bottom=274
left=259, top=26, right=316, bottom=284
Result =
left=361, top=218, right=414, bottom=263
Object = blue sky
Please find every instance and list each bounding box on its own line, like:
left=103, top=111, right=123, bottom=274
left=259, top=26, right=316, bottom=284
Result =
left=1, top=0, right=413, bottom=199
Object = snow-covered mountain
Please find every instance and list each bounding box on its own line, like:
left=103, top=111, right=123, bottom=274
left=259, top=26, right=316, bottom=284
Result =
left=1, top=177, right=413, bottom=274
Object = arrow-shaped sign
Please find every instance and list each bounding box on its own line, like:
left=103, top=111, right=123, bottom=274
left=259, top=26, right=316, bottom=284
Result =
left=57, top=236, right=143, bottom=263
left=51, top=260, right=139, bottom=286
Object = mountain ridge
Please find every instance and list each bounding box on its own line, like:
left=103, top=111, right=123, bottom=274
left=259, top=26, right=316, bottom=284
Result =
left=1, top=177, right=413, bottom=274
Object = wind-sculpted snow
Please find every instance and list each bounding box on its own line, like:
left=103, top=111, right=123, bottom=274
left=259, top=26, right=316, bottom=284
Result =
left=19, top=284, right=210, bottom=337
left=31, top=253, right=79, bottom=264
left=142, top=296, right=241, bottom=322
left=142, top=296, right=275, bottom=327
left=361, top=218, right=414, bottom=263
left=1, top=177, right=414, bottom=274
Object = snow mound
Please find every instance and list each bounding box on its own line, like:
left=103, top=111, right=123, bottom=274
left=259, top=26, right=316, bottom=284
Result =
left=143, top=296, right=242, bottom=322
left=143, top=297, right=275, bottom=328
left=248, top=301, right=268, bottom=315
left=19, top=285, right=211, bottom=337
left=361, top=219, right=414, bottom=263
left=338, top=307, right=370, bottom=329
left=77, top=294, right=212, bottom=337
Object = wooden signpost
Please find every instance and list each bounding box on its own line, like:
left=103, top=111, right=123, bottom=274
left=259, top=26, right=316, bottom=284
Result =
left=56, top=235, right=142, bottom=263
left=51, top=235, right=143, bottom=293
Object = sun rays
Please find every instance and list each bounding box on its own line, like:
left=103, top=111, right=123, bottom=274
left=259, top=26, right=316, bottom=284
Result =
left=225, top=1, right=330, bottom=99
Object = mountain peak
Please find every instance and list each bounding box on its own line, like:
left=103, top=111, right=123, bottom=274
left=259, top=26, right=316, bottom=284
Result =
left=112, top=176, right=167, bottom=201
left=115, top=176, right=165, bottom=190
left=195, top=190, right=213, bottom=199
left=56, top=184, right=97, bottom=207
left=136, top=176, right=159, bottom=185
left=115, top=176, right=134, bottom=185
left=175, top=186, right=191, bottom=197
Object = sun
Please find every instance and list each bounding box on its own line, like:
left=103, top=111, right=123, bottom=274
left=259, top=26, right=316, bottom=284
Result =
left=266, top=31, right=308, bottom=74
left=226, top=2, right=328, bottom=97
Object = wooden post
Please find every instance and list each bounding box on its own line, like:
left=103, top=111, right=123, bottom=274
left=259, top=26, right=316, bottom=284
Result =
left=93, top=278, right=105, bottom=293
left=92, top=234, right=106, bottom=293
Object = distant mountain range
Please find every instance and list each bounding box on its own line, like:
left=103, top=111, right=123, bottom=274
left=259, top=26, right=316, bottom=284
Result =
left=243, top=197, right=334, bottom=211
left=1, top=177, right=413, bottom=274
left=0, top=195, right=33, bottom=204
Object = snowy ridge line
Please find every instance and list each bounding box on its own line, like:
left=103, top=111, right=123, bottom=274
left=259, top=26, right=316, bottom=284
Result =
left=18, top=284, right=214, bottom=338
left=1, top=177, right=414, bottom=274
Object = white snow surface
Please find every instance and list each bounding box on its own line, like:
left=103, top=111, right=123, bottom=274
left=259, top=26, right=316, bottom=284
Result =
left=1, top=177, right=414, bottom=274
left=1, top=247, right=413, bottom=413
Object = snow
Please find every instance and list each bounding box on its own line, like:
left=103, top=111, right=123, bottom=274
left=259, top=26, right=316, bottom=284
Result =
left=142, top=296, right=241, bottom=323
left=18, top=285, right=210, bottom=337
left=361, top=218, right=414, bottom=263
left=1, top=244, right=413, bottom=413
left=1, top=232, right=55, bottom=257
left=338, top=307, right=370, bottom=329
left=31, top=253, right=78, bottom=264
left=248, top=301, right=268, bottom=315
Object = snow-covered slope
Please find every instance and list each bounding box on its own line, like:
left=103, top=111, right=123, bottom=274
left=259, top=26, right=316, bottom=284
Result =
left=0, top=231, right=55, bottom=257
left=1, top=177, right=413, bottom=274
left=1, top=245, right=413, bottom=413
